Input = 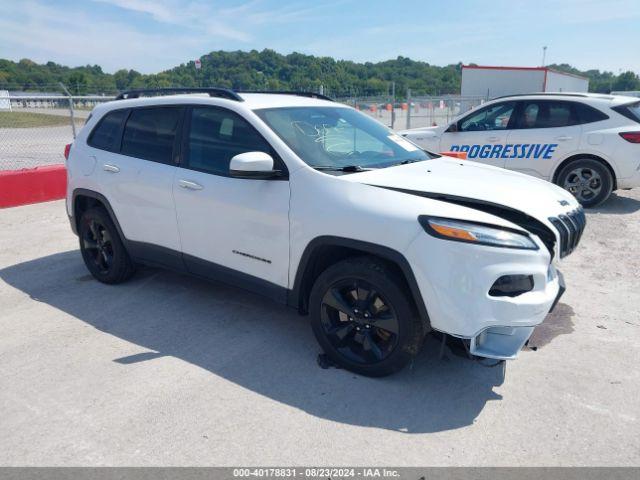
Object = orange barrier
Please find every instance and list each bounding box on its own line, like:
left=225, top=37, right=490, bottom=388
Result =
left=440, top=151, right=468, bottom=160
left=0, top=165, right=67, bottom=208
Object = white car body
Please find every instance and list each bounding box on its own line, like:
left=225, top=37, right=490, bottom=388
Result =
left=400, top=93, right=640, bottom=203
left=66, top=90, right=585, bottom=367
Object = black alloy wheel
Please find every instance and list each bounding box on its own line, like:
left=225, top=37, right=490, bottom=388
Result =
left=79, top=207, right=136, bottom=284
left=320, top=279, right=400, bottom=365
left=309, top=256, right=424, bottom=377
left=82, top=218, right=114, bottom=274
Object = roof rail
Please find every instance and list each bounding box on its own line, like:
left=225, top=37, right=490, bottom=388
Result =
left=237, top=90, right=334, bottom=101
left=115, top=87, right=243, bottom=102
left=492, top=92, right=590, bottom=100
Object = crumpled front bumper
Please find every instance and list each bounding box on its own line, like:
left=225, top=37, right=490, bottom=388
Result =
left=470, top=271, right=565, bottom=360
left=407, top=229, right=566, bottom=360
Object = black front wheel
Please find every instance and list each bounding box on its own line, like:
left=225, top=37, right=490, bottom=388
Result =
left=309, top=256, right=424, bottom=377
left=79, top=207, right=135, bottom=284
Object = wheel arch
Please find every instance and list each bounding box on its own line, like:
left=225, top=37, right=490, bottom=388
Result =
left=551, top=153, right=618, bottom=190
left=71, top=188, right=126, bottom=241
left=288, top=236, right=430, bottom=328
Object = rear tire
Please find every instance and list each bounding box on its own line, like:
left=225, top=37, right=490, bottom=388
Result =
left=556, top=158, right=613, bottom=208
left=79, top=207, right=136, bottom=284
left=309, top=256, right=424, bottom=377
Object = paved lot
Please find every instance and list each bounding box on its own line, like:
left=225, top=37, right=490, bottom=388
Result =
left=1, top=193, right=639, bottom=466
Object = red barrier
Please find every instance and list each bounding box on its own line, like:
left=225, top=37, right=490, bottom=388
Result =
left=0, top=165, right=67, bottom=208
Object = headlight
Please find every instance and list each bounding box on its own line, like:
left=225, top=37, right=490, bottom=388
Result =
left=418, top=216, right=538, bottom=250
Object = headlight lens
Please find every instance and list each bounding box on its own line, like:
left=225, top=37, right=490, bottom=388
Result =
left=419, top=216, right=539, bottom=250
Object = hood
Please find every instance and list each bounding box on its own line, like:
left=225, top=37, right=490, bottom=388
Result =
left=343, top=157, right=580, bottom=255
left=397, top=125, right=444, bottom=138
left=345, top=157, right=577, bottom=216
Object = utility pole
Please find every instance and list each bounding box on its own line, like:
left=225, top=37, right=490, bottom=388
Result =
left=391, top=81, right=396, bottom=129
left=59, top=82, right=76, bottom=139
left=541, top=46, right=548, bottom=67
left=406, top=88, right=412, bottom=130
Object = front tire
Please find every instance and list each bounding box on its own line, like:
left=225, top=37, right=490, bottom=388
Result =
left=79, top=207, right=136, bottom=284
left=309, top=256, right=424, bottom=377
left=556, top=158, right=613, bottom=208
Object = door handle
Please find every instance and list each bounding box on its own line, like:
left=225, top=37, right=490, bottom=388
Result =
left=178, top=179, right=203, bottom=190
left=103, top=164, right=120, bottom=173
left=556, top=136, right=573, bottom=141
left=487, top=136, right=500, bottom=142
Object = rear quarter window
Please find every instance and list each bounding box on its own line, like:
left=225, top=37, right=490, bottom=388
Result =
left=613, top=101, right=640, bottom=124
left=87, top=109, right=127, bottom=151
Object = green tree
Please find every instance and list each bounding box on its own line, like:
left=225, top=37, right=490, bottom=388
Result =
left=1, top=52, right=638, bottom=97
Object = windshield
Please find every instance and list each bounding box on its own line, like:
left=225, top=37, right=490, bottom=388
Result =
left=255, top=106, right=433, bottom=172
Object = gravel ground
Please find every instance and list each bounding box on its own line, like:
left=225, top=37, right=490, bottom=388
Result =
left=0, top=192, right=639, bottom=466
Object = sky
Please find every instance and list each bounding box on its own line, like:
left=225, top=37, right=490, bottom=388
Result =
left=1, top=0, right=639, bottom=74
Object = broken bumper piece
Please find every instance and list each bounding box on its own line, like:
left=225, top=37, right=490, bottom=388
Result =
left=470, top=325, right=535, bottom=360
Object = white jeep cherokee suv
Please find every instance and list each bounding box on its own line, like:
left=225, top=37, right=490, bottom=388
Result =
left=66, top=88, right=585, bottom=376
left=400, top=93, right=640, bottom=207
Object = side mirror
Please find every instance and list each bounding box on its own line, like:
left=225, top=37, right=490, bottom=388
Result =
left=229, top=151, right=282, bottom=179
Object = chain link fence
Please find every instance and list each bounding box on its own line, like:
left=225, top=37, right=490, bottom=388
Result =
left=0, top=92, right=114, bottom=171
left=0, top=89, right=485, bottom=171
left=337, top=94, right=486, bottom=130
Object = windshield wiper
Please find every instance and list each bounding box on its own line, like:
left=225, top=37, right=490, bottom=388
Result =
left=390, top=158, right=429, bottom=167
left=311, top=165, right=374, bottom=172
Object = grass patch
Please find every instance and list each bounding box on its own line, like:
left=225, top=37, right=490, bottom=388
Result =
left=0, top=111, right=83, bottom=128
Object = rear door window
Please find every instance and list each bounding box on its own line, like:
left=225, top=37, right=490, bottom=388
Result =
left=573, top=102, right=609, bottom=124
left=515, top=100, right=578, bottom=129
left=88, top=109, right=127, bottom=151
left=121, top=107, right=183, bottom=164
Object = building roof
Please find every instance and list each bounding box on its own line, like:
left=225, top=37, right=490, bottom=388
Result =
left=462, top=65, right=589, bottom=81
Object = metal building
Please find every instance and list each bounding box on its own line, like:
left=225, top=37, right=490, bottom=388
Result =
left=461, top=66, right=589, bottom=99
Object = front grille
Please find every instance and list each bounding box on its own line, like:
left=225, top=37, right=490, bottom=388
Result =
left=548, top=208, right=586, bottom=258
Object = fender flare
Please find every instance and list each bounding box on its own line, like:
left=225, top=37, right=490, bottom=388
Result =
left=70, top=188, right=126, bottom=241
left=288, top=236, right=430, bottom=327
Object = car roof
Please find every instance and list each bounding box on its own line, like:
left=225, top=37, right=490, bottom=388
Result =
left=491, top=92, right=635, bottom=106
left=91, top=92, right=341, bottom=118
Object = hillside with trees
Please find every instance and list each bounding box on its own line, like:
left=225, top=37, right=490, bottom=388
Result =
left=1, top=49, right=638, bottom=97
